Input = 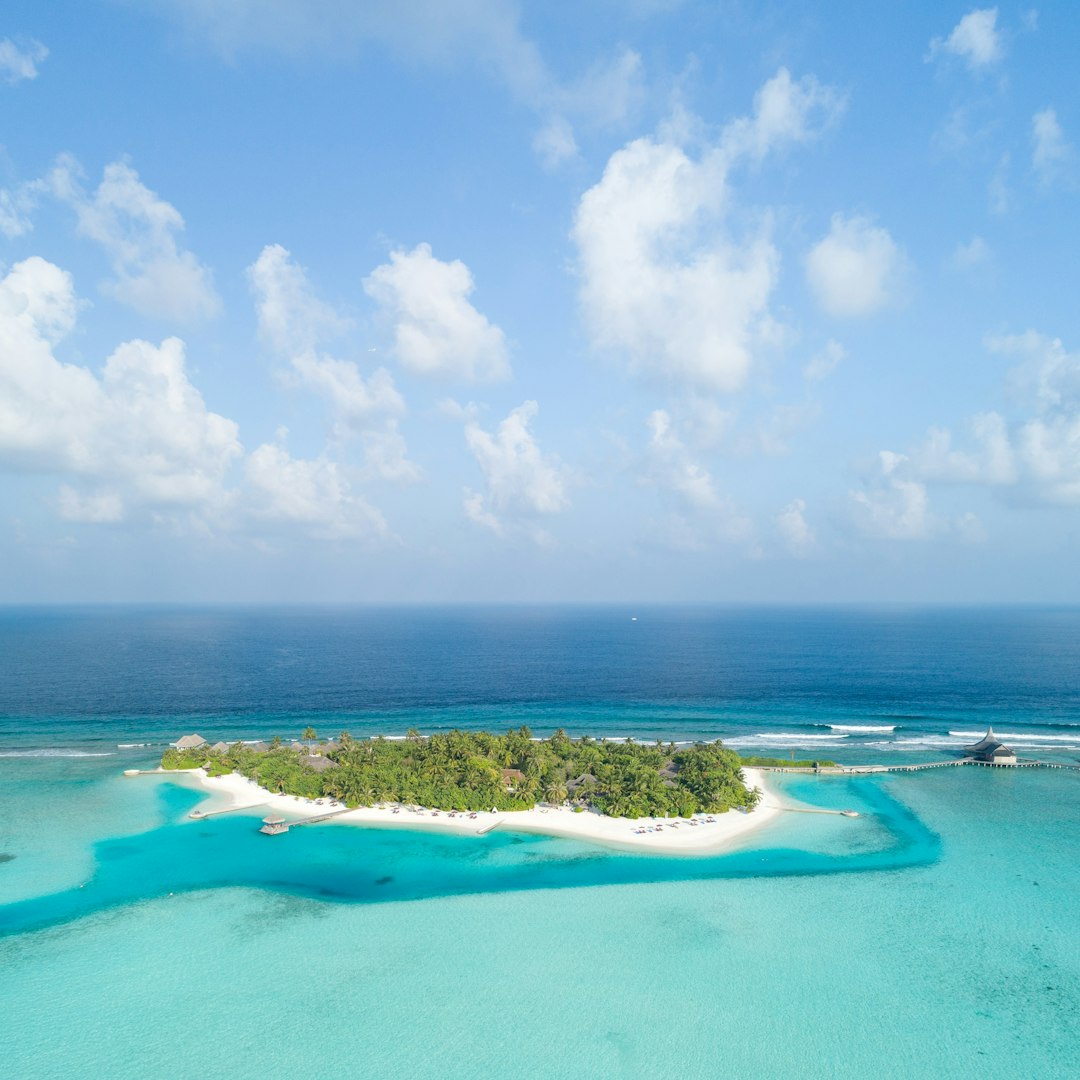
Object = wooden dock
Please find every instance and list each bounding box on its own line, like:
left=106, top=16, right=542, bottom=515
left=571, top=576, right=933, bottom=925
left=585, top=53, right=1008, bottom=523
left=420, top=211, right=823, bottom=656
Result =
left=258, top=805, right=355, bottom=835
left=753, top=759, right=1080, bottom=775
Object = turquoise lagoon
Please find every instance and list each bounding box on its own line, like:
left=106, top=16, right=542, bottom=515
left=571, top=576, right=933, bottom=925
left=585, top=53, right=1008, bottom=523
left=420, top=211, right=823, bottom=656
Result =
left=2, top=607, right=1080, bottom=1078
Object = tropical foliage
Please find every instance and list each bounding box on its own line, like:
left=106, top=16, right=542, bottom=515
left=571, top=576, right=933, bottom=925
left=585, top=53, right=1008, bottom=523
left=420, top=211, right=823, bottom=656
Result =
left=161, top=728, right=759, bottom=818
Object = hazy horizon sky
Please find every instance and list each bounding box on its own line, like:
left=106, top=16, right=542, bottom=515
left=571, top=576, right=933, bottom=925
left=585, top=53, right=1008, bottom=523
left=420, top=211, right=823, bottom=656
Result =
left=2, top=2, right=1078, bottom=603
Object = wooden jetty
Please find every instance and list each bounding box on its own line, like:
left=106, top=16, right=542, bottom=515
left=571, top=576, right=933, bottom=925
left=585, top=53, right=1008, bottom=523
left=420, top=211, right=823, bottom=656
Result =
left=189, top=803, right=266, bottom=819
left=258, top=805, right=355, bottom=835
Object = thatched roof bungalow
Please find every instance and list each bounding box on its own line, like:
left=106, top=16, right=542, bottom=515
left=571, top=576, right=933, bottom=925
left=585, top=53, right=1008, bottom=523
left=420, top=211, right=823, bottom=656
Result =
left=302, top=755, right=338, bottom=773
left=173, top=734, right=207, bottom=750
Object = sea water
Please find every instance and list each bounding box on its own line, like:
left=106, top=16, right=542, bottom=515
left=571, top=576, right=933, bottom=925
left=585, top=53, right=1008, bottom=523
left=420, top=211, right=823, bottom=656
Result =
left=1, top=606, right=1078, bottom=1079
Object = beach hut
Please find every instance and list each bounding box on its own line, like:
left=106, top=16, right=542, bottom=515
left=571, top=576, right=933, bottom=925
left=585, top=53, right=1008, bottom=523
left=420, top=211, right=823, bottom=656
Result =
left=302, top=755, right=338, bottom=773
left=259, top=815, right=289, bottom=836
left=248, top=741, right=270, bottom=753
left=964, top=727, right=1017, bottom=765
left=209, top=741, right=229, bottom=754
left=173, top=734, right=207, bottom=750
left=566, top=772, right=597, bottom=792
left=290, top=741, right=306, bottom=752
left=501, top=768, right=526, bottom=791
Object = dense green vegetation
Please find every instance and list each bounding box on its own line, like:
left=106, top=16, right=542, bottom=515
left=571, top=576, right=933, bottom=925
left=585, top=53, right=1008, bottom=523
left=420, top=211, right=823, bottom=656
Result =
left=161, top=728, right=760, bottom=818
left=739, top=755, right=837, bottom=768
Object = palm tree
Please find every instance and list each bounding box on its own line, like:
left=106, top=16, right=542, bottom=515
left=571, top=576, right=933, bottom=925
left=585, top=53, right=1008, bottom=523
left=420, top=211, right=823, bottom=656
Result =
left=544, top=780, right=568, bottom=806
left=302, top=726, right=318, bottom=747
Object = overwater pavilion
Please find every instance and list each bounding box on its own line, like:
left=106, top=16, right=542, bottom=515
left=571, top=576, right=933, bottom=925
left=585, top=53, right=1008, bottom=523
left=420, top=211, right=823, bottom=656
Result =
left=259, top=815, right=289, bottom=835
left=964, top=727, right=1017, bottom=765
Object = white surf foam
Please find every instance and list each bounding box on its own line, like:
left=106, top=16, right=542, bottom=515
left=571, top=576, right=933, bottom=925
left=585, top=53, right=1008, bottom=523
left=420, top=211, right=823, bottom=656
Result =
left=0, top=749, right=114, bottom=758
left=829, top=725, right=896, bottom=733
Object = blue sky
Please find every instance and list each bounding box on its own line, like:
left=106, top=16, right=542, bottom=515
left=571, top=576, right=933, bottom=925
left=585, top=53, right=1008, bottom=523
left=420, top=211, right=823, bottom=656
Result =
left=1, top=1, right=1078, bottom=602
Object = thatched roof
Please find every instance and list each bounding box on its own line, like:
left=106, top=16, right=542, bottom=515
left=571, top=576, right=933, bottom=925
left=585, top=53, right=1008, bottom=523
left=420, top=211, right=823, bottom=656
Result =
left=303, top=755, right=338, bottom=773
left=567, top=772, right=597, bottom=790
left=174, top=734, right=206, bottom=750
left=209, top=741, right=229, bottom=753
left=248, top=741, right=270, bottom=753
left=290, top=741, right=306, bottom=752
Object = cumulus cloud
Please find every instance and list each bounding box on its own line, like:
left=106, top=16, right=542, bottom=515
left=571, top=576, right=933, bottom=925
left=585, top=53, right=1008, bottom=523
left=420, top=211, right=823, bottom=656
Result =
left=244, top=440, right=387, bottom=540
left=775, top=498, right=814, bottom=555
left=364, top=243, right=509, bottom=381
left=572, top=68, right=838, bottom=393
left=462, top=400, right=568, bottom=537
left=249, top=244, right=418, bottom=481
left=869, top=332, right=1080, bottom=513
left=721, top=68, right=844, bottom=161
left=49, top=157, right=221, bottom=323
left=805, top=213, right=907, bottom=318
left=1031, top=108, right=1071, bottom=186
left=928, top=8, right=1003, bottom=70
left=0, top=257, right=241, bottom=523
left=248, top=242, right=349, bottom=355
left=0, top=37, right=48, bottom=84
left=850, top=452, right=935, bottom=540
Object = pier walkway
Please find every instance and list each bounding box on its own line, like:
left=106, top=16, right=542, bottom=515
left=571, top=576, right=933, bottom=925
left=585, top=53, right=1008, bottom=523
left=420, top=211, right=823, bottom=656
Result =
left=754, top=759, right=1080, bottom=775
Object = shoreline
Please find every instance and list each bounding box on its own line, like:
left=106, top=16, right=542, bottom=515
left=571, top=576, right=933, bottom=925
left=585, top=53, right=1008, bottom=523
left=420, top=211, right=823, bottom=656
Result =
left=164, top=766, right=786, bottom=856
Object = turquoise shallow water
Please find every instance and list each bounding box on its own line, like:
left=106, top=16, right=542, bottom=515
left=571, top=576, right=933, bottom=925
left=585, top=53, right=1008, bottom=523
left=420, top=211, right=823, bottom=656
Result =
left=2, top=607, right=1080, bottom=1078
left=1, top=758, right=1078, bottom=1079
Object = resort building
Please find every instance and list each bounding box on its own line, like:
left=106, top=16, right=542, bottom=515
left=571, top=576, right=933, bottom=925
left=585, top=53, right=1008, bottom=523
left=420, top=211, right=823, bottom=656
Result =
left=173, top=734, right=207, bottom=750
left=964, top=727, right=1017, bottom=765
left=302, top=755, right=338, bottom=773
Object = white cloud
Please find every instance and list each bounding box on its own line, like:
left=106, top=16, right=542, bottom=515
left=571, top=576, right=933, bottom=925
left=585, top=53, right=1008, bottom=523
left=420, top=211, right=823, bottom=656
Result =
left=288, top=352, right=405, bottom=432
left=803, top=339, right=846, bottom=382
left=364, top=243, right=509, bottom=381
left=248, top=242, right=349, bottom=355
left=0, top=37, right=48, bottom=84
left=951, top=236, right=992, bottom=269
left=57, top=486, right=125, bottom=524
left=805, top=213, right=907, bottom=318
left=573, top=69, right=838, bottom=393
left=641, top=409, right=753, bottom=547
left=721, top=68, right=844, bottom=161
left=248, top=244, right=417, bottom=479
left=463, top=400, right=568, bottom=536
left=139, top=1, right=641, bottom=165
left=50, top=158, right=221, bottom=323
left=245, top=441, right=387, bottom=540
left=0, top=257, right=241, bottom=522
left=533, top=116, right=579, bottom=170
left=0, top=181, right=42, bottom=238
left=928, top=8, right=1003, bottom=70
left=1031, top=107, right=1071, bottom=185
left=880, top=332, right=1080, bottom=509
left=556, top=46, right=645, bottom=130
left=775, top=498, right=814, bottom=555
left=912, top=412, right=1016, bottom=485
left=644, top=409, right=721, bottom=511
left=851, top=452, right=935, bottom=540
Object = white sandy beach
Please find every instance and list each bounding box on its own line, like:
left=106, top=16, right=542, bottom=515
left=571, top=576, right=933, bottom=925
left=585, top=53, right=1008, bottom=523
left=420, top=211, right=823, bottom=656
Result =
left=160, top=766, right=785, bottom=856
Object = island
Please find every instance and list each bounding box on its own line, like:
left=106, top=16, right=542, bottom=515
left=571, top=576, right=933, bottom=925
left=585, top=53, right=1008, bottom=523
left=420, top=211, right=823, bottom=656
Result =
left=163, top=727, right=759, bottom=817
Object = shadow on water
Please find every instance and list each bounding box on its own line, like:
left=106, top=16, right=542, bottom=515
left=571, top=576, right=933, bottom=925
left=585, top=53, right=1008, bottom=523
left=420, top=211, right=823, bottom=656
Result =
left=0, top=777, right=940, bottom=938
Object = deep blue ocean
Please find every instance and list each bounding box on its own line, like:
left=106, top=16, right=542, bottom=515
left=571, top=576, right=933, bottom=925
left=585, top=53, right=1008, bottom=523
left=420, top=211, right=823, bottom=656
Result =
left=1, top=606, right=1078, bottom=1079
